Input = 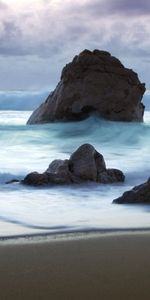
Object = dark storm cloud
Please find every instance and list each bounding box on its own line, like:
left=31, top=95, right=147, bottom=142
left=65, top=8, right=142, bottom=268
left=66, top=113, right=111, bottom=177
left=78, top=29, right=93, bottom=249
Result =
left=82, top=0, right=150, bottom=17
left=109, top=0, right=150, bottom=15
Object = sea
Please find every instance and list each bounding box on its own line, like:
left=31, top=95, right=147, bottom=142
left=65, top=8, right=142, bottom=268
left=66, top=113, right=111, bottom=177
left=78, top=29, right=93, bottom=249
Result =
left=0, top=90, right=149, bottom=237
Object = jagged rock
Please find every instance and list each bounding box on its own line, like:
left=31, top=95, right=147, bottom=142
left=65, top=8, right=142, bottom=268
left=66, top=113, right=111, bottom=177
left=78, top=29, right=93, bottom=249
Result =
left=27, top=49, right=145, bottom=124
left=113, top=178, right=150, bottom=204
left=70, top=144, right=106, bottom=181
left=46, top=159, right=68, bottom=174
left=5, top=179, right=20, bottom=184
left=46, top=159, right=73, bottom=184
left=22, top=144, right=125, bottom=186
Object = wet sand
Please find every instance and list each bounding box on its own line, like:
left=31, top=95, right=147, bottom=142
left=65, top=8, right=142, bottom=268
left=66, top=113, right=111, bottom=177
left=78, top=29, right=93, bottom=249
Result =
left=0, top=231, right=150, bottom=300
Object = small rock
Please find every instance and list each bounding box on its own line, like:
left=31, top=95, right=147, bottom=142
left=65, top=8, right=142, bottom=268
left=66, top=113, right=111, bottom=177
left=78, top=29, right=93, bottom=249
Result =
left=46, top=159, right=72, bottom=184
left=70, top=144, right=106, bottom=181
left=46, top=159, right=68, bottom=174
left=113, top=178, right=150, bottom=204
left=5, top=179, right=20, bottom=184
left=23, top=172, right=49, bottom=186
left=98, top=169, right=125, bottom=184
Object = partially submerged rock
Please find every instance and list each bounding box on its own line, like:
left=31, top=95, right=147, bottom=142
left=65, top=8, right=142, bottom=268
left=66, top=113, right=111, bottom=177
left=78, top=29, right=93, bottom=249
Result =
left=6, top=179, right=20, bottom=184
left=27, top=49, right=145, bottom=124
left=22, top=143, right=125, bottom=186
left=113, top=178, right=150, bottom=204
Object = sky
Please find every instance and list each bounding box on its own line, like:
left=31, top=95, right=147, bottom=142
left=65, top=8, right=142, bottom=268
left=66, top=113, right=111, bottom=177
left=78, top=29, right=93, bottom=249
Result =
left=0, top=0, right=150, bottom=91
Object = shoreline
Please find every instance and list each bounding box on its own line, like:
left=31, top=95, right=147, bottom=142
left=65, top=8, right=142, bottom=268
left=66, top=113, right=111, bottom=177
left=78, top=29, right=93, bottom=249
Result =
left=1, top=226, right=150, bottom=244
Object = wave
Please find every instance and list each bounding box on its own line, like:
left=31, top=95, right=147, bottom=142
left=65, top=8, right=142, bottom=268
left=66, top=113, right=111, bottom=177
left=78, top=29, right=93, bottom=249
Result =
left=0, top=109, right=149, bottom=235
left=0, top=90, right=49, bottom=111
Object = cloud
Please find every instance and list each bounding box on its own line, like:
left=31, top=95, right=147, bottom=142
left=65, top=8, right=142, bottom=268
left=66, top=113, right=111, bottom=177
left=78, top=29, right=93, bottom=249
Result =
left=0, top=0, right=149, bottom=57
left=66, top=0, right=150, bottom=18
left=0, top=1, right=7, bottom=10
left=0, top=0, right=149, bottom=89
left=109, top=0, right=150, bottom=15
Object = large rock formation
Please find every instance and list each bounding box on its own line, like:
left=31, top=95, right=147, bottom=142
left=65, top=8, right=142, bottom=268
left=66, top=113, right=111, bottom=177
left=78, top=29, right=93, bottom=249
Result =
left=23, top=144, right=125, bottom=186
left=113, top=178, right=150, bottom=204
left=27, top=49, right=145, bottom=124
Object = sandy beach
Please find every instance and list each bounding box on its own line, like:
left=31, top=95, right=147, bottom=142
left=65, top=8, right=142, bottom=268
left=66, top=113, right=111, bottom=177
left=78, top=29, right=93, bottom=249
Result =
left=0, top=231, right=150, bottom=300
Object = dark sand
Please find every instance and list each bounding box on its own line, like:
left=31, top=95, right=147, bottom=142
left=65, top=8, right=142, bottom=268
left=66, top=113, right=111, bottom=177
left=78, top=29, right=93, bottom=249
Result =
left=0, top=232, right=150, bottom=300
